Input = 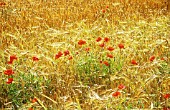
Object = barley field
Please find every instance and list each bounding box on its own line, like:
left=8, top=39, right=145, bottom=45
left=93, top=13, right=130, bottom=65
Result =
left=0, top=0, right=170, bottom=110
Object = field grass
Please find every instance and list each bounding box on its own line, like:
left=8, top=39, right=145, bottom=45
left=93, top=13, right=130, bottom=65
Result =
left=0, top=0, right=170, bottom=109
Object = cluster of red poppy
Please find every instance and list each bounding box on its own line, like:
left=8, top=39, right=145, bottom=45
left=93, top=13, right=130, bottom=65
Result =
left=130, top=55, right=156, bottom=66
left=77, top=38, right=168, bottom=100
left=4, top=69, right=14, bottom=84
left=78, top=37, right=163, bottom=67
left=4, top=55, right=41, bottom=84
left=55, top=50, right=73, bottom=60
left=112, top=84, right=126, bottom=97
left=4, top=55, right=17, bottom=84
left=8, top=55, right=40, bottom=64
left=97, top=37, right=110, bottom=44
left=3, top=38, right=167, bottom=109
left=102, top=5, right=109, bottom=13
left=96, top=37, right=123, bottom=66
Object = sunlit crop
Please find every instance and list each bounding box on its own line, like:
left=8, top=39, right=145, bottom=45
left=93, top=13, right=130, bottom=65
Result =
left=0, top=0, right=170, bottom=109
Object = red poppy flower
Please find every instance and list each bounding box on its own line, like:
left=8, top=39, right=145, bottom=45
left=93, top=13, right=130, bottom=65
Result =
left=107, top=54, right=113, bottom=58
left=107, top=46, right=114, bottom=51
left=78, top=40, right=86, bottom=45
left=55, top=51, right=63, bottom=59
left=99, top=43, right=105, bottom=47
left=8, top=55, right=17, bottom=64
left=31, top=98, right=37, bottom=103
left=102, top=9, right=106, bottom=13
left=103, top=61, right=109, bottom=66
left=112, top=91, right=121, bottom=97
left=96, top=37, right=102, bottom=42
left=4, top=69, right=14, bottom=76
left=10, top=55, right=17, bottom=61
left=76, top=52, right=79, bottom=55
left=32, top=56, right=39, bottom=61
left=106, top=6, right=109, bottom=8
left=0, top=2, right=6, bottom=6
left=131, top=59, right=138, bottom=65
left=7, top=60, right=13, bottom=64
left=64, top=50, right=70, bottom=56
left=150, top=56, right=155, bottom=62
left=85, top=48, right=90, bottom=52
left=118, top=84, right=125, bottom=90
left=68, top=56, right=73, bottom=60
left=104, top=37, right=109, bottom=42
left=118, top=43, right=124, bottom=49
left=163, top=94, right=170, bottom=99
left=161, top=57, right=165, bottom=61
left=6, top=78, right=13, bottom=84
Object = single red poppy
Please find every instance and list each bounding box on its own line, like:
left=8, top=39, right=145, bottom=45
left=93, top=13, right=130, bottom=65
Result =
left=55, top=51, right=63, bottom=59
left=76, top=51, right=79, bottom=55
left=107, top=46, right=114, bottom=51
left=150, top=56, right=155, bottom=62
left=4, top=69, right=14, bottom=76
left=103, top=61, right=109, bottom=66
left=163, top=94, right=170, bottom=99
left=10, top=55, right=17, bottom=61
left=8, top=55, right=17, bottom=64
left=118, top=43, right=124, bottom=49
left=161, top=57, right=165, bottom=61
left=78, top=40, right=86, bottom=45
left=64, top=50, right=70, bottom=56
left=32, top=56, right=39, bottom=61
left=85, top=48, right=90, bottom=52
left=7, top=60, right=13, bottom=64
left=131, top=59, right=138, bottom=65
left=118, top=84, right=125, bottom=90
left=107, top=54, right=113, bottom=58
left=104, top=37, right=109, bottom=42
left=102, top=9, right=106, bottom=13
left=106, top=6, right=109, bottom=8
left=99, top=43, right=105, bottom=47
left=96, top=37, right=102, bottom=42
left=112, top=91, right=121, bottom=97
left=31, top=98, right=37, bottom=103
left=6, top=78, right=13, bottom=84
left=68, top=56, right=73, bottom=60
